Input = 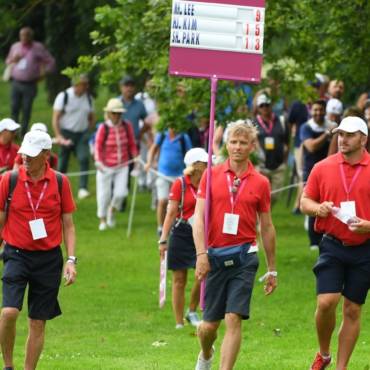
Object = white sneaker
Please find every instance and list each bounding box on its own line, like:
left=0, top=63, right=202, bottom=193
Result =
left=107, top=208, right=116, bottom=228
left=99, top=222, right=107, bottom=231
left=310, top=245, right=319, bottom=251
left=78, top=188, right=90, bottom=200
left=195, top=347, right=214, bottom=370
left=186, top=310, right=201, bottom=327
left=175, top=324, right=184, bottom=330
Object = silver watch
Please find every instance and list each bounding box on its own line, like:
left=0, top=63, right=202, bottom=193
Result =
left=67, top=256, right=77, bottom=265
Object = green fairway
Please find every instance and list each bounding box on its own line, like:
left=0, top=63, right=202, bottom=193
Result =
left=0, top=80, right=369, bottom=369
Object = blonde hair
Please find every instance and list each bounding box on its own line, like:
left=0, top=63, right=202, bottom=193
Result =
left=226, top=119, right=258, bottom=142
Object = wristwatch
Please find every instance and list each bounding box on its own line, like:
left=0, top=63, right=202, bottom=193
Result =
left=67, top=256, right=77, bottom=265
left=158, top=240, right=167, bottom=245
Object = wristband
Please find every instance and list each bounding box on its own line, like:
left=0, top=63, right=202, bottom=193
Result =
left=196, top=252, right=208, bottom=257
left=67, top=256, right=77, bottom=265
left=258, top=271, right=277, bottom=282
left=158, top=240, right=167, bottom=245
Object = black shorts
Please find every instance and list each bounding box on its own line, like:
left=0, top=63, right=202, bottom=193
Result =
left=168, top=222, right=196, bottom=270
left=2, top=244, right=63, bottom=320
left=203, top=249, right=259, bottom=322
left=313, top=235, right=370, bottom=305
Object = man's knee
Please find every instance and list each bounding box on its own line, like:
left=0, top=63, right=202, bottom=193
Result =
left=224, top=313, right=242, bottom=330
left=1, top=307, right=20, bottom=323
left=199, top=320, right=219, bottom=337
left=317, top=294, right=341, bottom=313
left=29, top=319, right=46, bottom=336
left=343, top=299, right=361, bottom=322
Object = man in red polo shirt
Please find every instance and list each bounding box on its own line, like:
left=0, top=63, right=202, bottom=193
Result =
left=0, top=118, right=20, bottom=175
left=193, top=121, right=277, bottom=370
left=301, top=116, right=370, bottom=370
left=0, top=130, right=77, bottom=370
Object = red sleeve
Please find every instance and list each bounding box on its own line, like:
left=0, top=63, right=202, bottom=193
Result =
left=169, top=179, right=182, bottom=201
left=126, top=121, right=138, bottom=158
left=14, top=154, right=22, bottom=166
left=257, top=177, right=271, bottom=213
left=0, top=171, right=11, bottom=211
left=197, top=170, right=207, bottom=199
left=61, top=175, right=77, bottom=213
left=304, top=164, right=320, bottom=201
left=94, top=124, right=105, bottom=162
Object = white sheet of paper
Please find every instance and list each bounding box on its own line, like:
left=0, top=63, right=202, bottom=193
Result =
left=29, top=219, right=47, bottom=240
left=340, top=201, right=356, bottom=217
left=17, top=58, right=27, bottom=70
left=264, top=137, right=275, bottom=150
left=222, top=213, right=239, bottom=235
left=332, top=207, right=352, bottom=224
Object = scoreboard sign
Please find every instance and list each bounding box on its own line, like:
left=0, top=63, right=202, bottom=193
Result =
left=169, top=0, right=265, bottom=82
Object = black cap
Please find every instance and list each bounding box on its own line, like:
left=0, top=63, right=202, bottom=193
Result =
left=120, top=75, right=135, bottom=85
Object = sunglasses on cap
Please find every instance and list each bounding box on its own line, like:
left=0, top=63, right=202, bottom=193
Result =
left=259, top=103, right=270, bottom=108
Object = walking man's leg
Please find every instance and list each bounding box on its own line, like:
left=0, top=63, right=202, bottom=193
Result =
left=336, top=298, right=361, bottom=370
left=0, top=307, right=20, bottom=369
left=10, top=81, right=22, bottom=124
left=24, top=319, right=46, bottom=370
left=198, top=320, right=220, bottom=360
left=220, top=313, right=242, bottom=370
left=75, top=132, right=90, bottom=191
left=315, top=293, right=341, bottom=356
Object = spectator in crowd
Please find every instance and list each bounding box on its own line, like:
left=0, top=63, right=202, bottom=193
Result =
left=158, top=148, right=208, bottom=329
left=119, top=76, right=148, bottom=143
left=193, top=121, right=277, bottom=370
left=287, top=100, right=309, bottom=214
left=0, top=119, right=20, bottom=175
left=52, top=74, right=95, bottom=199
left=5, top=27, right=55, bottom=137
left=14, top=123, right=58, bottom=170
left=300, top=117, right=370, bottom=370
left=300, top=99, right=337, bottom=250
left=327, top=80, right=345, bottom=101
left=254, top=94, right=289, bottom=204
left=94, top=98, right=138, bottom=231
left=0, top=130, right=77, bottom=370
left=326, top=98, right=343, bottom=125
left=145, top=127, right=192, bottom=236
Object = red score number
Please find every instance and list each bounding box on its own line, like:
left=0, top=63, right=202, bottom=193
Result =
left=255, top=9, right=261, bottom=22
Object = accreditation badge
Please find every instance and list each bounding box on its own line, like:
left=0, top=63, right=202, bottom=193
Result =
left=340, top=201, right=356, bottom=217
left=17, top=58, right=28, bottom=70
left=29, top=219, right=47, bottom=240
left=222, top=213, right=239, bottom=235
left=264, top=137, right=275, bottom=150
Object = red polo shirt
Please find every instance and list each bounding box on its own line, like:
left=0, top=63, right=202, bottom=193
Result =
left=0, top=164, right=76, bottom=251
left=169, top=175, right=197, bottom=220
left=0, top=143, right=19, bottom=171
left=304, top=151, right=370, bottom=245
left=198, top=160, right=271, bottom=248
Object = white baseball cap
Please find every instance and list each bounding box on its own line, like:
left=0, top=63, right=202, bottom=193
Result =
left=256, top=94, right=271, bottom=107
left=0, top=118, right=20, bottom=132
left=18, top=131, right=52, bottom=157
left=30, top=122, right=48, bottom=133
left=332, top=116, right=368, bottom=136
left=184, top=148, right=208, bottom=166
left=326, top=98, right=343, bottom=115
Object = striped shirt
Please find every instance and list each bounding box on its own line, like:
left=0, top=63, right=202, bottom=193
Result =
left=95, top=120, right=138, bottom=168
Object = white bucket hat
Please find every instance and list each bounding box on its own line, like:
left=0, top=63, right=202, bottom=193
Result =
left=103, top=98, right=126, bottom=113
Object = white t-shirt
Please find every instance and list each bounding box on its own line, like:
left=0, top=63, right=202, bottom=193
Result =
left=53, top=87, right=94, bottom=132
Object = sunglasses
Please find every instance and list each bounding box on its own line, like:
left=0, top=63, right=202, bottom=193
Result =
left=231, top=177, right=241, bottom=193
left=259, top=103, right=270, bottom=108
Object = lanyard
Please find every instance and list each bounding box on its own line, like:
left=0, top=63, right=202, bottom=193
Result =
left=189, top=185, right=197, bottom=200
left=24, top=181, right=48, bottom=219
left=339, top=163, right=362, bottom=200
left=226, top=174, right=246, bottom=213
left=257, top=114, right=275, bottom=135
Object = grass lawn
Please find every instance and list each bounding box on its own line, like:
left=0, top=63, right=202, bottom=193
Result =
left=0, top=78, right=369, bottom=369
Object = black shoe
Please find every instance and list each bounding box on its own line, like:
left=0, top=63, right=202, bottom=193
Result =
left=4, top=367, right=14, bottom=370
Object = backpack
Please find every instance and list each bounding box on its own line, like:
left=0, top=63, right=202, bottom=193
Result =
left=158, top=133, right=187, bottom=157
left=101, top=122, right=132, bottom=159
left=5, top=170, right=63, bottom=216
left=62, top=90, right=93, bottom=114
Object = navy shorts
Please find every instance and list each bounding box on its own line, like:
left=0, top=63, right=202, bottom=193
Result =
left=2, top=244, right=63, bottom=320
left=203, top=246, right=259, bottom=321
left=313, top=235, right=370, bottom=305
left=168, top=222, right=196, bottom=270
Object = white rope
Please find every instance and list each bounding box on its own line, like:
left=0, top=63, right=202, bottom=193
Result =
left=270, top=182, right=306, bottom=195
